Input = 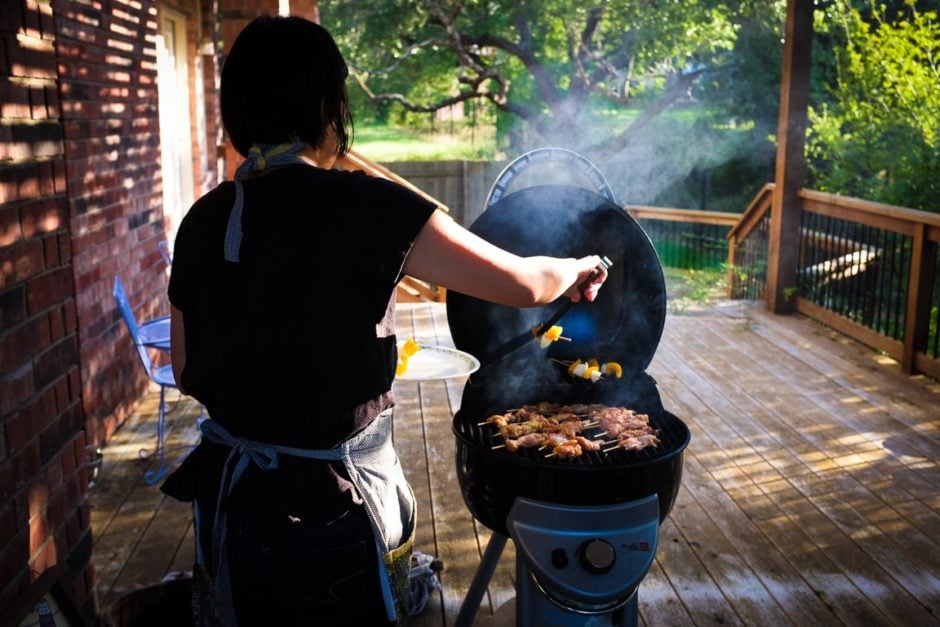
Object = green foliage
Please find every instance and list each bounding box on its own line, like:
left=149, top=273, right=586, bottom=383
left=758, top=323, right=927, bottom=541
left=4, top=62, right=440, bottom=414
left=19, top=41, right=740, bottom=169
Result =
left=320, top=1, right=764, bottom=153
left=663, top=266, right=728, bottom=313
left=807, top=2, right=940, bottom=212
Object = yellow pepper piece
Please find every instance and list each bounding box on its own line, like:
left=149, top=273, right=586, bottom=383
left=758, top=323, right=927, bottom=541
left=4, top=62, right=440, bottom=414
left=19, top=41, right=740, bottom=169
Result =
left=396, top=359, right=408, bottom=376
left=583, top=366, right=600, bottom=380
left=602, top=361, right=623, bottom=378
left=587, top=357, right=600, bottom=370
left=567, top=359, right=583, bottom=377
left=544, top=325, right=563, bottom=341
left=402, top=338, right=421, bottom=356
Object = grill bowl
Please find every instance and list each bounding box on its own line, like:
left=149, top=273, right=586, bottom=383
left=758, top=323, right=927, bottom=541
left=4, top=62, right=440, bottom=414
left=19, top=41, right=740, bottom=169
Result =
left=452, top=376, right=690, bottom=536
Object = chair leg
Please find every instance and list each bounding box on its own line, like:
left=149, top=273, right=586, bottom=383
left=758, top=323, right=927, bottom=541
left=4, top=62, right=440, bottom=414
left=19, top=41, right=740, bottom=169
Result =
left=144, top=385, right=170, bottom=485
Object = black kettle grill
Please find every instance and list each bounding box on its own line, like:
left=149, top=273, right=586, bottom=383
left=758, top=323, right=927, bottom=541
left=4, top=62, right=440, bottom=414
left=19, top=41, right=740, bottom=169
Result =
left=445, top=148, right=691, bottom=626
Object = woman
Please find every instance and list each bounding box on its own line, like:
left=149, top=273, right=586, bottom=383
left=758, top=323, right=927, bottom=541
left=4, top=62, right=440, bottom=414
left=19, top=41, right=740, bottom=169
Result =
left=162, top=14, right=608, bottom=627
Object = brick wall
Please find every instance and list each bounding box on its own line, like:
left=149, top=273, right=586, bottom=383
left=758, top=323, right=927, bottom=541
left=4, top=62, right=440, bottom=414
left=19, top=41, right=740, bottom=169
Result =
left=0, top=0, right=95, bottom=622
left=1, top=0, right=312, bottom=621
left=54, top=0, right=168, bottom=449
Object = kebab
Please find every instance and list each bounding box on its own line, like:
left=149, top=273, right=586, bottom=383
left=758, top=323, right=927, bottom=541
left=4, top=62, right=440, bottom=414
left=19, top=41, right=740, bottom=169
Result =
left=488, top=409, right=604, bottom=459
left=595, top=407, right=661, bottom=452
left=550, top=358, right=624, bottom=383
left=531, top=324, right=570, bottom=348
left=486, top=402, right=661, bottom=457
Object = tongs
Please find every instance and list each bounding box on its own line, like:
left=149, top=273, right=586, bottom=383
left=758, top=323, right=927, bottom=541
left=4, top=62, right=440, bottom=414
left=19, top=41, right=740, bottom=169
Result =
left=485, top=255, right=613, bottom=363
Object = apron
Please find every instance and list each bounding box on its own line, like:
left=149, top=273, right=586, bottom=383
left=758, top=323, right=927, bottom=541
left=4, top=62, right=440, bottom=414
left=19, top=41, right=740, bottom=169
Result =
left=196, top=409, right=416, bottom=624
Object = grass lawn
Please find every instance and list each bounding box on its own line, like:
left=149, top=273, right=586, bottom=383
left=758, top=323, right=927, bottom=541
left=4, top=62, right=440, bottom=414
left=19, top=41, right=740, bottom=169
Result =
left=352, top=123, right=500, bottom=162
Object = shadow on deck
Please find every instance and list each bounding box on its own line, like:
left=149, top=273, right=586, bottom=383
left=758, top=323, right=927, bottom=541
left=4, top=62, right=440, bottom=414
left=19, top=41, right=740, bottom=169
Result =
left=89, top=300, right=940, bottom=626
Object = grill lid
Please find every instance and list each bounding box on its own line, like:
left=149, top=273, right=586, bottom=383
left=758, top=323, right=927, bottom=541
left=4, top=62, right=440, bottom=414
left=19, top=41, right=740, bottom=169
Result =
left=446, top=181, right=667, bottom=375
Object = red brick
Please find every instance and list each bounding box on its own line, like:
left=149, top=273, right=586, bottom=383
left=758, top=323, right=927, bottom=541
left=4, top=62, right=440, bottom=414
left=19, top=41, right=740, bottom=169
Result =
left=8, top=120, right=63, bottom=159
left=52, top=377, right=68, bottom=412
left=0, top=314, right=50, bottom=376
left=28, top=536, right=58, bottom=575
left=0, top=364, right=34, bottom=418
left=26, top=266, right=72, bottom=314
left=0, top=205, right=23, bottom=247
left=28, top=509, right=50, bottom=555
left=9, top=441, right=41, bottom=503
left=42, top=233, right=59, bottom=267
left=34, top=336, right=79, bottom=393
left=53, top=16, right=103, bottom=48
left=39, top=400, right=82, bottom=465
left=0, top=163, right=38, bottom=204
left=0, top=1, right=23, bottom=31
left=64, top=298, right=77, bottom=334
left=20, top=197, right=67, bottom=239
left=52, top=159, right=65, bottom=194
left=22, top=1, right=42, bottom=40
left=6, top=387, right=55, bottom=451
left=60, top=434, right=77, bottom=476
left=0, top=465, right=12, bottom=510
left=0, top=504, right=17, bottom=551
left=43, top=84, right=59, bottom=117
left=42, top=480, right=65, bottom=530
left=16, top=37, right=56, bottom=80
left=0, top=238, right=44, bottom=289
left=48, top=305, right=67, bottom=343
left=0, top=82, right=31, bottom=119
left=40, top=11, right=54, bottom=42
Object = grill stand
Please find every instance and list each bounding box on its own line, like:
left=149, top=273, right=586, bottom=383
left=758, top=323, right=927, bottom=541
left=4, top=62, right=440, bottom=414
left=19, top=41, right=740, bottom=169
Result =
left=455, top=495, right=659, bottom=627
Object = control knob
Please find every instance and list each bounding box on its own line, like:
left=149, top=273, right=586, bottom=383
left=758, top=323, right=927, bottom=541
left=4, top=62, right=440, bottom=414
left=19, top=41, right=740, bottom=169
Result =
left=578, top=538, right=616, bottom=575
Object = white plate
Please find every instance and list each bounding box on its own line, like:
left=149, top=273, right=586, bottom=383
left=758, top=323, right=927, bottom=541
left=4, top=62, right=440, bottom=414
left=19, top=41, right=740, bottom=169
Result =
left=396, top=343, right=480, bottom=381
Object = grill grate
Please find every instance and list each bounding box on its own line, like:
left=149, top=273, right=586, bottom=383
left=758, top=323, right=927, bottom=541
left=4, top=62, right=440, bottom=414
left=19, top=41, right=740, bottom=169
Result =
left=457, top=410, right=685, bottom=467
left=454, top=375, right=687, bottom=468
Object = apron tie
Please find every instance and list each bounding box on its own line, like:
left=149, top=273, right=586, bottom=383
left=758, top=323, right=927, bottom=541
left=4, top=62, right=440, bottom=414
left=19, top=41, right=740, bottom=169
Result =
left=224, top=141, right=306, bottom=262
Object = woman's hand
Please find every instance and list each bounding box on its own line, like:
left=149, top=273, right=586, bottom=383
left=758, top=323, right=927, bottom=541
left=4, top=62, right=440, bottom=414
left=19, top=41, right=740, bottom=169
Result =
left=564, top=255, right=610, bottom=303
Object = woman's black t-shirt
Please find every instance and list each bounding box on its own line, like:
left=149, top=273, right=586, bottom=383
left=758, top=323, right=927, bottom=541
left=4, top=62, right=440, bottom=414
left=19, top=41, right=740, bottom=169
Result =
left=162, top=163, right=437, bottom=525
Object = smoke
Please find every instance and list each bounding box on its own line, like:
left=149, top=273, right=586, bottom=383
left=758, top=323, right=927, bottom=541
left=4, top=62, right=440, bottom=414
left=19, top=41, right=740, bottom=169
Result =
left=506, top=95, right=768, bottom=211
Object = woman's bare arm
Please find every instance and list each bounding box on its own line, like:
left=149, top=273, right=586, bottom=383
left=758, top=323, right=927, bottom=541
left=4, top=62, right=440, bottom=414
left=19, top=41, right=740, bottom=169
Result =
left=402, top=210, right=607, bottom=307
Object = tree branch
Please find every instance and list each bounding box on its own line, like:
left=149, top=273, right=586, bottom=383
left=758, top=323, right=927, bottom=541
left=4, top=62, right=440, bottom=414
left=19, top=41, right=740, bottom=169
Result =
left=592, top=68, right=706, bottom=160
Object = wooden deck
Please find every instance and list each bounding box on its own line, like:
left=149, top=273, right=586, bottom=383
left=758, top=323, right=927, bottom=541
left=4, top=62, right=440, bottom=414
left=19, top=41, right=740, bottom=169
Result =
left=89, top=300, right=940, bottom=626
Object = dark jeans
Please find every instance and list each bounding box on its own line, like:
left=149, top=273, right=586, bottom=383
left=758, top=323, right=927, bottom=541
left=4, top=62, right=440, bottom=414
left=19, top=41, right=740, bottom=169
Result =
left=226, top=506, right=395, bottom=626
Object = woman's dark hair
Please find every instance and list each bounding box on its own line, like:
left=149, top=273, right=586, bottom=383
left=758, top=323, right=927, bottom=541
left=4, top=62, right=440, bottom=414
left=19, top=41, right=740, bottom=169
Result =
left=220, top=15, right=352, bottom=157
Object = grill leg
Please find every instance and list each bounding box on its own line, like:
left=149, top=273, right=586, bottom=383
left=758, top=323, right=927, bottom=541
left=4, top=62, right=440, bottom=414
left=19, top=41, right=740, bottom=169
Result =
left=455, top=532, right=509, bottom=627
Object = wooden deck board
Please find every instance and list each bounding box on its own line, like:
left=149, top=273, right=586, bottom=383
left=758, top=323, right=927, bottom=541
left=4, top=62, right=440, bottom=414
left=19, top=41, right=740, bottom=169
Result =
left=89, top=300, right=940, bottom=626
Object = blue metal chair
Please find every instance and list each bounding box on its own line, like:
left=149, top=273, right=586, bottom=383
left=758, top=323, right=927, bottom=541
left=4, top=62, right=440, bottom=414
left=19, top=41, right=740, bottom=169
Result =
left=138, top=315, right=171, bottom=352
left=113, top=276, right=185, bottom=484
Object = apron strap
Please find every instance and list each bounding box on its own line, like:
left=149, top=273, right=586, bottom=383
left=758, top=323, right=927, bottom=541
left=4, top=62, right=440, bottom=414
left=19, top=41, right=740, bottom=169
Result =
left=224, top=141, right=306, bottom=262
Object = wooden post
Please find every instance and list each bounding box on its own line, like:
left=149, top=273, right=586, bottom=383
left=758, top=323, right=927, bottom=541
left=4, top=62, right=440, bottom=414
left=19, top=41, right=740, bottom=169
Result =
left=767, top=0, right=814, bottom=313
left=902, top=223, right=937, bottom=373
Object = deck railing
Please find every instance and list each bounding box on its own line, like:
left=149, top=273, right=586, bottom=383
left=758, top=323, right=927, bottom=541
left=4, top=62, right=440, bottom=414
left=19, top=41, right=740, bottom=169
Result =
left=725, top=184, right=774, bottom=301
left=625, top=206, right=740, bottom=270
left=728, top=185, right=940, bottom=379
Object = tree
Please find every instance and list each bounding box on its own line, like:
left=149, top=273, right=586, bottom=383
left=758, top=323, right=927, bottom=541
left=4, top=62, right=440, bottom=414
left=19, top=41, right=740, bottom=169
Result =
left=320, top=0, right=768, bottom=157
left=806, top=1, right=940, bottom=212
